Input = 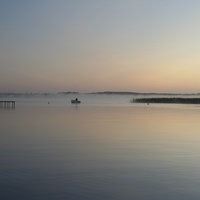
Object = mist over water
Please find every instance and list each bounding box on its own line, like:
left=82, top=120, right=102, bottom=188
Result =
left=1, top=94, right=200, bottom=199
left=2, top=93, right=200, bottom=105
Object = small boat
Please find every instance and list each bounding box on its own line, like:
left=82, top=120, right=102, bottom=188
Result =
left=71, top=99, right=81, bottom=104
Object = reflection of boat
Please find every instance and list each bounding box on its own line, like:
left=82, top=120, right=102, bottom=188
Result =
left=71, top=99, right=81, bottom=104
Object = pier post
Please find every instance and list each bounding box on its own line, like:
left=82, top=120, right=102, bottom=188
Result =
left=0, top=101, right=15, bottom=109
left=12, top=101, right=15, bottom=108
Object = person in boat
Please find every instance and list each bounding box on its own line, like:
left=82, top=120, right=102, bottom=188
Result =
left=75, top=98, right=78, bottom=101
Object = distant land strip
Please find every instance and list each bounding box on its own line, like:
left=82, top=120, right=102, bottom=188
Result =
left=0, top=91, right=200, bottom=97
left=87, top=91, right=200, bottom=95
left=132, top=98, right=200, bottom=104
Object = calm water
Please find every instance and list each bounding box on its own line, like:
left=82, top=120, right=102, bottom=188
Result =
left=1, top=95, right=200, bottom=199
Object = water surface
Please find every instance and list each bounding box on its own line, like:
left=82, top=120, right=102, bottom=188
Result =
left=1, top=95, right=200, bottom=199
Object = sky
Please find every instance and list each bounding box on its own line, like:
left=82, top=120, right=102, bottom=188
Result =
left=0, top=0, right=200, bottom=93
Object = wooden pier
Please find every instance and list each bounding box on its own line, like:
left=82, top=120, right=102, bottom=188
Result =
left=0, top=101, right=15, bottom=108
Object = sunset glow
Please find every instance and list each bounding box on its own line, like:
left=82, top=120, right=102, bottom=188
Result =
left=1, top=0, right=200, bottom=93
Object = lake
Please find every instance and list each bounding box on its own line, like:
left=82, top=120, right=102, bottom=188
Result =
left=1, top=94, right=200, bottom=199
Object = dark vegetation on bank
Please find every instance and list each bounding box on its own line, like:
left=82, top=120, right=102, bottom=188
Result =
left=132, top=98, right=200, bottom=104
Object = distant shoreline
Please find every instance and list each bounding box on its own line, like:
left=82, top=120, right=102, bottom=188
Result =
left=0, top=91, right=200, bottom=98
left=132, top=98, right=200, bottom=104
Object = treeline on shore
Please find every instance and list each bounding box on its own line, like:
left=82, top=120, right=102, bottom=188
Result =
left=132, top=98, right=200, bottom=104
left=88, top=91, right=200, bottom=95
left=0, top=92, right=79, bottom=98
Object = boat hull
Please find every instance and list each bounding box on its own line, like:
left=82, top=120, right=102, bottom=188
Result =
left=71, top=100, right=81, bottom=104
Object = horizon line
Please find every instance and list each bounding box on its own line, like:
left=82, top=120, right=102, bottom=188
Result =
left=0, top=91, right=200, bottom=95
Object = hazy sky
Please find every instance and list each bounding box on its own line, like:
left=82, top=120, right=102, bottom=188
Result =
left=1, top=0, right=200, bottom=93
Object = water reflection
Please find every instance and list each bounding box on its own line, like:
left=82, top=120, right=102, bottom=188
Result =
left=1, top=103, right=200, bottom=199
left=0, top=107, right=15, bottom=110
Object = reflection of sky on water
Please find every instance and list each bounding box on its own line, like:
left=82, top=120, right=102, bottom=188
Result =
left=1, top=100, right=200, bottom=199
